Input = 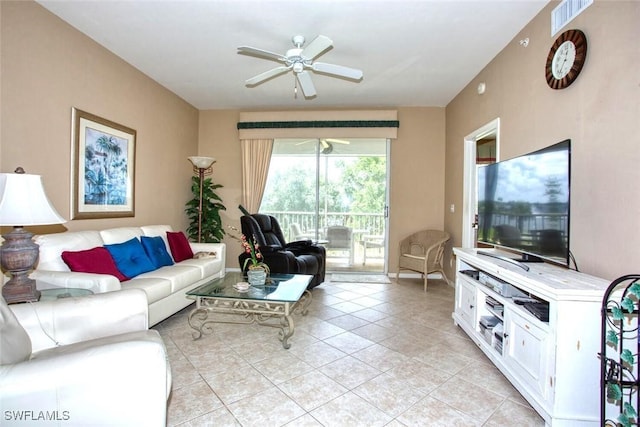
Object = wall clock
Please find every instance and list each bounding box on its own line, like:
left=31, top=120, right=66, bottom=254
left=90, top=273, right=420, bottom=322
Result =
left=545, top=29, right=587, bottom=90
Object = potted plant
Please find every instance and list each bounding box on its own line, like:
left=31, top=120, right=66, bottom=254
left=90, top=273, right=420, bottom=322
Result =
left=229, top=226, right=269, bottom=286
left=185, top=176, right=226, bottom=243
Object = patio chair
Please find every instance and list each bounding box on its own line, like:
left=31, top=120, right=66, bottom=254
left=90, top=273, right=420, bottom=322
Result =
left=361, top=234, right=385, bottom=265
left=325, top=225, right=354, bottom=265
left=396, top=229, right=450, bottom=291
left=290, top=223, right=315, bottom=241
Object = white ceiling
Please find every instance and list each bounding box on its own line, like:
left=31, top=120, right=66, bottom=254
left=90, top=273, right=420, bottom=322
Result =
left=36, top=0, right=549, bottom=110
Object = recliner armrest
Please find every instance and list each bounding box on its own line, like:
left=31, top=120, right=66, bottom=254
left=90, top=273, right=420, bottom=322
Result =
left=9, top=289, right=149, bottom=353
left=259, top=244, right=285, bottom=253
left=284, top=239, right=312, bottom=249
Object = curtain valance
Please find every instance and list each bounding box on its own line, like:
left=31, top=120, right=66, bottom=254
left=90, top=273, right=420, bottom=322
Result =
left=237, top=110, right=398, bottom=139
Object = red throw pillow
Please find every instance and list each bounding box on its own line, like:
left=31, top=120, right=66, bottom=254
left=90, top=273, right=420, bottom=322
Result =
left=166, top=231, right=194, bottom=262
left=61, top=247, right=128, bottom=282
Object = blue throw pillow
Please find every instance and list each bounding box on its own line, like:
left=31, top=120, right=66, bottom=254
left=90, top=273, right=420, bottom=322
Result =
left=105, top=237, right=156, bottom=279
left=141, top=236, right=174, bottom=269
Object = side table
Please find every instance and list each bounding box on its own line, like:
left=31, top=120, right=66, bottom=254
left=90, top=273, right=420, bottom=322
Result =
left=39, top=288, right=94, bottom=301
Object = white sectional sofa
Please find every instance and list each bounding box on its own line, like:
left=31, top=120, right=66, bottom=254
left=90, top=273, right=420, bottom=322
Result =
left=1, top=288, right=171, bottom=426
left=31, top=225, right=225, bottom=325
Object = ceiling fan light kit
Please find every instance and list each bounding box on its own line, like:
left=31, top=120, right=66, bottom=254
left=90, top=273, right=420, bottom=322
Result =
left=238, top=34, right=363, bottom=99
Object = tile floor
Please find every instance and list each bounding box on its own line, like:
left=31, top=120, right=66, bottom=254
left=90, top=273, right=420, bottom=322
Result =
left=154, top=276, right=545, bottom=426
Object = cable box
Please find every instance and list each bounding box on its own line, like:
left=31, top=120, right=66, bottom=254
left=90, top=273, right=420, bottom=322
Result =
left=479, top=272, right=527, bottom=298
left=524, top=302, right=550, bottom=322
left=485, top=296, right=502, bottom=308
left=460, top=269, right=479, bottom=280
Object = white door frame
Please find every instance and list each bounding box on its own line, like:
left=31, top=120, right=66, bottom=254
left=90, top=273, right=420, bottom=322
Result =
left=461, top=118, right=500, bottom=248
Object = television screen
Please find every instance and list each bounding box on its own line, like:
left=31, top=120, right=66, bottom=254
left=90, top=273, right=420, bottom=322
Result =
left=477, top=139, right=571, bottom=266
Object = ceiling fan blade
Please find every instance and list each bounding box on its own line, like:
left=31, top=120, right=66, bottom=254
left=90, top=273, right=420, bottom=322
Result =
left=245, top=66, right=291, bottom=86
left=295, top=139, right=315, bottom=145
left=312, top=62, right=363, bottom=80
left=296, top=71, right=316, bottom=97
left=237, top=46, right=287, bottom=63
left=301, top=35, right=333, bottom=60
left=325, top=138, right=350, bottom=144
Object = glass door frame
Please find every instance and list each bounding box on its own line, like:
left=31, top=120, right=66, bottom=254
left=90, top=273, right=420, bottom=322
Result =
left=261, top=138, right=390, bottom=274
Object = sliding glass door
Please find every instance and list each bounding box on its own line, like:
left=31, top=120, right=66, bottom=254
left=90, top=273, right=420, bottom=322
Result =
left=260, top=138, right=389, bottom=273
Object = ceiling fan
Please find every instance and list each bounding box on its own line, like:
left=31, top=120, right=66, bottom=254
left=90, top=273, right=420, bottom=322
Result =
left=295, top=138, right=349, bottom=154
left=237, top=35, right=363, bottom=98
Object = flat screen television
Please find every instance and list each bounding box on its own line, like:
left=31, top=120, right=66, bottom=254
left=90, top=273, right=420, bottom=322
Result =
left=477, top=139, right=571, bottom=267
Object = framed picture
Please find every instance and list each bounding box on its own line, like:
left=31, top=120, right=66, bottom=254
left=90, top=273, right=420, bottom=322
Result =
left=71, top=108, right=136, bottom=219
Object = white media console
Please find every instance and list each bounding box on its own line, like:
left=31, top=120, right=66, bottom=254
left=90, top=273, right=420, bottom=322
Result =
left=452, top=248, right=610, bottom=426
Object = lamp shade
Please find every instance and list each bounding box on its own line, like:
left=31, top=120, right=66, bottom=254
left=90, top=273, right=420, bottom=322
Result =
left=0, top=173, right=66, bottom=226
left=188, top=156, right=216, bottom=169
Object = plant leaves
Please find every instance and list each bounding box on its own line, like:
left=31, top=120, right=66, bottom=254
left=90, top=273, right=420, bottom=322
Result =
left=607, top=330, right=619, bottom=346
left=607, top=383, right=622, bottom=401
left=186, top=176, right=226, bottom=242
left=612, top=306, right=624, bottom=321
left=623, top=402, right=638, bottom=418
left=621, top=297, right=635, bottom=313
left=618, top=413, right=631, bottom=427
left=629, top=282, right=640, bottom=299
left=621, top=349, right=635, bottom=366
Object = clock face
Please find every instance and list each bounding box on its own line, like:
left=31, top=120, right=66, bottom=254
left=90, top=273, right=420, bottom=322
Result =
left=545, top=29, right=587, bottom=90
left=552, top=41, right=577, bottom=79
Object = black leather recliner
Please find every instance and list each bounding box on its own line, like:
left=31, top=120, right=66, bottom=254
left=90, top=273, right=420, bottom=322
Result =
left=239, top=214, right=326, bottom=289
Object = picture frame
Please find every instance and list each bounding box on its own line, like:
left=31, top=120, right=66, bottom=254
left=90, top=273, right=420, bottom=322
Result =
left=71, top=108, right=136, bottom=219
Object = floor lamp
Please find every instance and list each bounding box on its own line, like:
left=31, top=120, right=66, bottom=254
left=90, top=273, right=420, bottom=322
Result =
left=188, top=156, right=216, bottom=243
left=0, top=168, right=66, bottom=303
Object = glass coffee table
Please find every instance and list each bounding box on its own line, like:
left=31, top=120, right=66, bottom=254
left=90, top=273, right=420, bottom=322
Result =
left=186, top=272, right=313, bottom=349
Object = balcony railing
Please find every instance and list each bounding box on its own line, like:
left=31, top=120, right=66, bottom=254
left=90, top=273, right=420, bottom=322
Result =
left=261, top=210, right=385, bottom=241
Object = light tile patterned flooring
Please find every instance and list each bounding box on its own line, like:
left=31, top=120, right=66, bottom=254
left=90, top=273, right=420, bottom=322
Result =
left=154, top=276, right=545, bottom=426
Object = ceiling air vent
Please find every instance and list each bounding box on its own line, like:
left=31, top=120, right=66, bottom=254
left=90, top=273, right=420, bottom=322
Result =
left=551, top=0, right=593, bottom=36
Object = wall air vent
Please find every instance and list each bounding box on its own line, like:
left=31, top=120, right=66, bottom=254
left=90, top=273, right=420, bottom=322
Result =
left=551, top=0, right=593, bottom=36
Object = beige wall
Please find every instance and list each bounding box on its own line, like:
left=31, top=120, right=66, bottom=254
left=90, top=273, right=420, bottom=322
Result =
left=444, top=1, right=640, bottom=281
left=1, top=1, right=199, bottom=234
left=198, top=107, right=446, bottom=270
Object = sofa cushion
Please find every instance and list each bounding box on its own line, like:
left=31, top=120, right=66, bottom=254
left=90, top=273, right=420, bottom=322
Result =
left=100, top=227, right=144, bottom=245
left=141, top=236, right=174, bottom=269
left=179, top=257, right=223, bottom=278
left=137, top=265, right=202, bottom=293
left=141, top=225, right=172, bottom=245
left=61, top=247, right=128, bottom=282
left=166, top=231, right=193, bottom=262
left=105, top=238, right=156, bottom=279
left=35, top=230, right=104, bottom=272
left=122, top=278, right=172, bottom=304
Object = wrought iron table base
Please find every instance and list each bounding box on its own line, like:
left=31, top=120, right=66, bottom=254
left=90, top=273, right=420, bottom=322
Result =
left=188, top=290, right=312, bottom=349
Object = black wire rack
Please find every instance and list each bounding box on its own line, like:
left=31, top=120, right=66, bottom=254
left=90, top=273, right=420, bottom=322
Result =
left=601, top=274, right=640, bottom=427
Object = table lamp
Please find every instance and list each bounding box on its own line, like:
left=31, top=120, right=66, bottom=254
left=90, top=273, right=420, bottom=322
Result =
left=0, top=168, right=66, bottom=303
left=188, top=156, right=216, bottom=243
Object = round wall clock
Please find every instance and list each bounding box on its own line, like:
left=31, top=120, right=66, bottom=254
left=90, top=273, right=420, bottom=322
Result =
left=545, top=29, right=587, bottom=90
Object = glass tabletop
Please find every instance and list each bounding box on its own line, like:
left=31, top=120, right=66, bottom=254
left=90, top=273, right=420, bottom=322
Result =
left=187, top=272, right=312, bottom=302
left=39, top=288, right=94, bottom=301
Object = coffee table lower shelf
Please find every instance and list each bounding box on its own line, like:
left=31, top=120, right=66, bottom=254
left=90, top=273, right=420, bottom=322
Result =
left=187, top=278, right=312, bottom=349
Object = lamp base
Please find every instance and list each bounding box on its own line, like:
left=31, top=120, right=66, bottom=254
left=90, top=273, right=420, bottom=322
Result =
left=2, top=276, right=40, bottom=304
left=1, top=227, right=41, bottom=304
